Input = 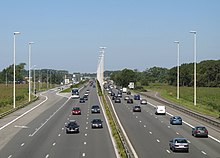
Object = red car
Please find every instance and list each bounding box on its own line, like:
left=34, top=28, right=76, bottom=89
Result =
left=72, top=107, right=81, bottom=115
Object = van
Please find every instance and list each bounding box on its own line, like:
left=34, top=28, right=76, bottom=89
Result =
left=155, top=106, right=166, bottom=115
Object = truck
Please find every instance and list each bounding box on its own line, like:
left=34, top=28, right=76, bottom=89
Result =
left=122, top=87, right=127, bottom=93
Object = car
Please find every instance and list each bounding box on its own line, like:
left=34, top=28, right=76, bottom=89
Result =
left=91, top=105, right=100, bottom=113
left=65, top=120, right=80, bottom=134
left=169, top=138, right=189, bottom=152
left=192, top=126, right=208, bottom=137
left=155, top=106, right=166, bottom=115
left=127, top=98, right=133, bottom=104
left=108, top=90, right=112, bottom=94
left=133, top=105, right=141, bottom=112
left=79, top=97, right=85, bottom=103
left=134, top=94, right=140, bottom=100
left=115, top=97, right=121, bottom=103
left=86, top=89, right=90, bottom=93
left=83, top=95, right=88, bottom=101
left=170, top=116, right=182, bottom=125
left=111, top=92, right=115, bottom=96
left=72, top=107, right=81, bottom=115
left=91, top=118, right=103, bottom=128
left=84, top=92, right=89, bottom=96
left=127, top=91, right=131, bottom=95
left=124, top=96, right=130, bottom=101
left=112, top=95, right=116, bottom=100
left=140, top=99, right=147, bottom=105
left=117, top=93, right=122, bottom=98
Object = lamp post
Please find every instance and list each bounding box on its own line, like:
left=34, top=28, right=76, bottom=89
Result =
left=174, top=41, right=180, bottom=100
left=100, top=47, right=106, bottom=92
left=13, top=32, right=20, bottom=108
left=33, top=65, right=36, bottom=95
left=28, top=42, right=34, bottom=102
left=190, top=31, right=197, bottom=105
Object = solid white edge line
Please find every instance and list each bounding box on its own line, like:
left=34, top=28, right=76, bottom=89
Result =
left=98, top=95, right=121, bottom=158
left=0, top=93, right=48, bottom=131
left=106, top=95, right=139, bottom=158
left=147, top=98, right=220, bottom=144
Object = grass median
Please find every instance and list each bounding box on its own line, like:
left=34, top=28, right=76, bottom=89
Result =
left=97, top=81, right=126, bottom=158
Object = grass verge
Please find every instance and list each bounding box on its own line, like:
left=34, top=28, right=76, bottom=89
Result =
left=97, top=80, right=126, bottom=158
left=143, top=83, right=220, bottom=118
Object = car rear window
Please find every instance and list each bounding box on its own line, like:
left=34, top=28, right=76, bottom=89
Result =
left=176, top=139, right=187, bottom=143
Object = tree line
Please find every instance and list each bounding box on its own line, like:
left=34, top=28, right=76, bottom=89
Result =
left=0, top=63, right=70, bottom=85
left=110, top=60, right=220, bottom=88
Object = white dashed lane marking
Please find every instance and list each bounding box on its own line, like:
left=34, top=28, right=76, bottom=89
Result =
left=84, top=142, right=87, bottom=145
left=201, top=151, right=207, bottom=155
left=21, top=143, right=25, bottom=147
left=156, top=139, right=160, bottom=143
left=8, top=155, right=12, bottom=158
left=166, top=150, right=171, bottom=154
left=82, top=153, right=86, bottom=157
left=45, top=154, right=49, bottom=158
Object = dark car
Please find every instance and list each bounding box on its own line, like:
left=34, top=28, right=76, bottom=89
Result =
left=117, top=93, right=122, bottom=98
left=127, top=91, right=131, bottom=95
left=133, top=105, right=141, bottom=112
left=112, top=95, right=116, bottom=100
left=169, top=138, right=189, bottom=152
left=72, top=107, right=81, bottom=115
left=111, top=92, right=115, bottom=96
left=127, top=98, right=133, bottom=104
left=91, top=118, right=103, bottom=128
left=192, top=126, right=208, bottom=137
left=170, top=116, right=182, bottom=125
left=65, top=120, right=80, bottom=134
left=134, top=94, right=140, bottom=100
left=91, top=105, right=100, bottom=113
left=79, top=97, right=85, bottom=103
left=115, top=97, right=121, bottom=103
left=83, top=95, right=88, bottom=101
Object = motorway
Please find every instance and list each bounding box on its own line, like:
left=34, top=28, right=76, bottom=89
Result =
left=107, top=89, right=220, bottom=158
left=0, top=85, right=117, bottom=158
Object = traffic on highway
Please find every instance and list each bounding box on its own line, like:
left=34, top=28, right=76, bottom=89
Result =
left=0, top=82, right=220, bottom=158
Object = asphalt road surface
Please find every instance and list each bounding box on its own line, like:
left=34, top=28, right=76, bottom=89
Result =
left=0, top=85, right=116, bottom=158
left=107, top=89, right=220, bottom=158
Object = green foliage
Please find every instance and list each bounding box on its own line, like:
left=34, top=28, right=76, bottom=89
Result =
left=144, top=83, right=220, bottom=117
left=97, top=81, right=127, bottom=157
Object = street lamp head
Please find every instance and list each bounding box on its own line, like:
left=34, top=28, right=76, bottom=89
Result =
left=14, top=32, right=20, bottom=35
left=174, top=41, right=179, bottom=44
left=190, top=31, right=196, bottom=34
left=29, top=42, right=34, bottom=44
left=100, top=47, right=106, bottom=49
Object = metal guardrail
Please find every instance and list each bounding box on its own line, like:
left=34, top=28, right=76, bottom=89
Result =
left=0, top=96, right=39, bottom=119
left=104, top=94, right=134, bottom=158
left=139, top=92, right=220, bottom=128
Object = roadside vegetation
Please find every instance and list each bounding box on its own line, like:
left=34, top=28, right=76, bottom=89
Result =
left=61, top=80, right=89, bottom=93
left=144, top=83, right=220, bottom=118
left=110, top=60, right=220, bottom=118
left=0, top=82, right=57, bottom=115
left=97, top=80, right=127, bottom=158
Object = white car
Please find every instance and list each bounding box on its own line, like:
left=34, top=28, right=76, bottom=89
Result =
left=140, top=99, right=147, bottom=105
left=155, top=106, right=166, bottom=115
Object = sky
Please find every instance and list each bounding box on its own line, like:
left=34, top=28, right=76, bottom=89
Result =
left=0, top=0, right=219, bottom=73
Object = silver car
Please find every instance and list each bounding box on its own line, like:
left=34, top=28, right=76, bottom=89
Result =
left=169, top=138, right=189, bottom=152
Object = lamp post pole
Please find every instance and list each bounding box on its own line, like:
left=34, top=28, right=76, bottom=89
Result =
left=13, top=32, right=20, bottom=108
left=190, top=31, right=197, bottom=106
left=33, top=65, right=36, bottom=95
left=100, top=47, right=106, bottom=92
left=174, top=41, right=180, bottom=100
left=28, top=42, right=34, bottom=102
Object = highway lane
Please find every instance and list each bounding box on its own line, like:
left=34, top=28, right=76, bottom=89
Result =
left=107, top=89, right=220, bottom=158
left=0, top=86, right=116, bottom=158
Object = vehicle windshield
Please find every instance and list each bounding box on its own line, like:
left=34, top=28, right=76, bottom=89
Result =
left=175, top=139, right=187, bottom=143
